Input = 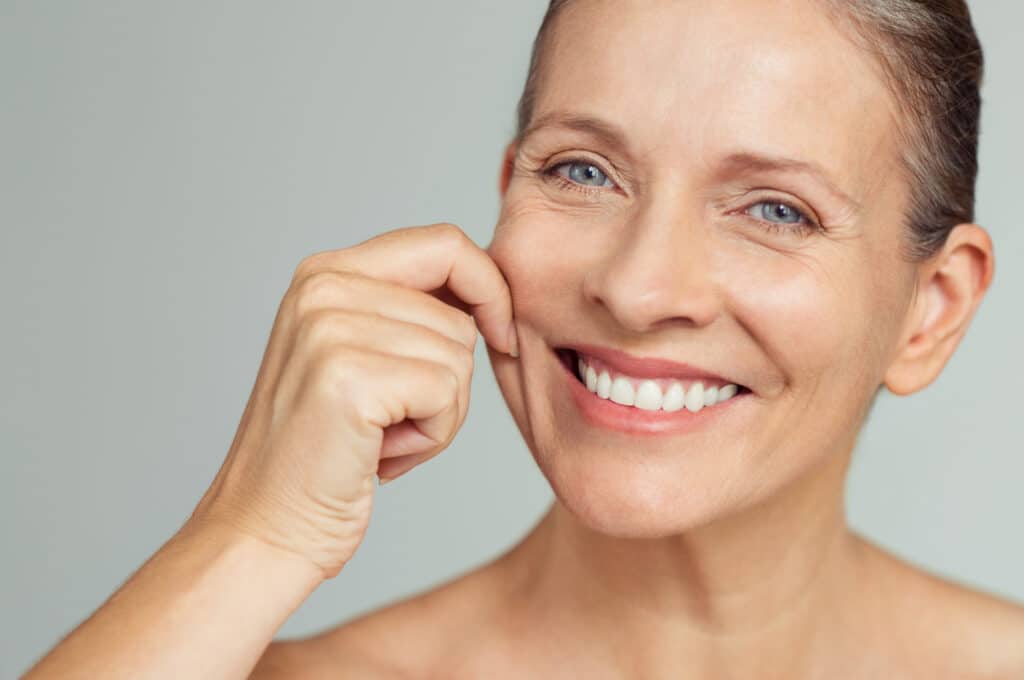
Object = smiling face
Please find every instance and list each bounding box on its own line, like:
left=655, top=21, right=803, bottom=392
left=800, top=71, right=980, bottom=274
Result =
left=486, top=0, right=920, bottom=537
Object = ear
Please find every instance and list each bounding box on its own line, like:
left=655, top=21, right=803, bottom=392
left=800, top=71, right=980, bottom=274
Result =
left=883, top=223, right=995, bottom=395
left=487, top=140, right=519, bottom=254
left=498, top=140, right=517, bottom=198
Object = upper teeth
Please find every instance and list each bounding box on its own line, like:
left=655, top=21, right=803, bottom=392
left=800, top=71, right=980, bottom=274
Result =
left=576, top=353, right=741, bottom=413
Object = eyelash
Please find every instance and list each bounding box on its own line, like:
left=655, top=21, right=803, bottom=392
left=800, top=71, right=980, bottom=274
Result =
left=541, top=158, right=822, bottom=235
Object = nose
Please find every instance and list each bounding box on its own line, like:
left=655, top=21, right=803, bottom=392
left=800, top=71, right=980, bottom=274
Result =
left=582, top=201, right=722, bottom=333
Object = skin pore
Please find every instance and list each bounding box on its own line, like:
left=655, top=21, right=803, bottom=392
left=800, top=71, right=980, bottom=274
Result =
left=289, top=0, right=1015, bottom=677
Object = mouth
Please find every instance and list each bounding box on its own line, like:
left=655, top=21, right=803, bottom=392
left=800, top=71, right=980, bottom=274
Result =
left=553, top=346, right=752, bottom=434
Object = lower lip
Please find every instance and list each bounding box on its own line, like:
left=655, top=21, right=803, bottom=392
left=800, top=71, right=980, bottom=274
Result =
left=558, top=350, right=749, bottom=436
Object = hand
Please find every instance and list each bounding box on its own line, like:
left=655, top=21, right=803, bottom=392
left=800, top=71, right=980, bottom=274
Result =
left=186, top=223, right=518, bottom=580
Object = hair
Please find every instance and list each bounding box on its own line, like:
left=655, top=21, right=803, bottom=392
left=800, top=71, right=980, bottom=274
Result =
left=514, top=0, right=984, bottom=264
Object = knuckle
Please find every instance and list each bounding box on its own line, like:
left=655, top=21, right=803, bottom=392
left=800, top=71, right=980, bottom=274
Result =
left=436, top=361, right=460, bottom=397
left=296, top=308, right=353, bottom=350
left=453, top=343, right=474, bottom=378
left=309, top=346, right=360, bottom=398
left=292, top=252, right=324, bottom=281
left=292, top=270, right=354, bottom=316
left=431, top=222, right=468, bottom=245
left=292, top=250, right=351, bottom=282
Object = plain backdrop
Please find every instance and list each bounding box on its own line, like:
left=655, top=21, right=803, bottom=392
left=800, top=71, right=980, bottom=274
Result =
left=2, top=1, right=1021, bottom=675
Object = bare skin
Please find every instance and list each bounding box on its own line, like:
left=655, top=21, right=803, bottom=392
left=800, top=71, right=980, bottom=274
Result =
left=25, top=0, right=1023, bottom=678
left=270, top=509, right=1024, bottom=679
left=256, top=0, right=1023, bottom=678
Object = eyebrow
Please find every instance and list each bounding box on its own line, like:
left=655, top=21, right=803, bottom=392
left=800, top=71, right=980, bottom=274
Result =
left=519, top=111, right=862, bottom=213
left=716, top=152, right=862, bottom=213
left=520, top=111, right=632, bottom=155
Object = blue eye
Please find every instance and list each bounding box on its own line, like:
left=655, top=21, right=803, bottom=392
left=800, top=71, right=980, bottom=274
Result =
left=747, top=201, right=807, bottom=224
left=545, top=160, right=615, bottom=195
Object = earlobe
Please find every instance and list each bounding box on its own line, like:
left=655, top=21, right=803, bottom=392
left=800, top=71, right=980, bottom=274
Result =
left=883, top=223, right=995, bottom=396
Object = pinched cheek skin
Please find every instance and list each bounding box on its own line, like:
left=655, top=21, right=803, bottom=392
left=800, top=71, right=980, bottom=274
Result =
left=490, top=210, right=583, bottom=313
left=486, top=212, right=573, bottom=452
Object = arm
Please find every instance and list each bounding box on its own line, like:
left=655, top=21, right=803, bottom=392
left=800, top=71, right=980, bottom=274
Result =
left=24, top=223, right=515, bottom=679
left=23, top=520, right=323, bottom=679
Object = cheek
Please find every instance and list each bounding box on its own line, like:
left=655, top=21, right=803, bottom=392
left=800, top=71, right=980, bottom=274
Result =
left=733, top=250, right=868, bottom=387
left=486, top=211, right=571, bottom=381
left=487, top=208, right=584, bottom=322
left=728, top=248, right=889, bottom=400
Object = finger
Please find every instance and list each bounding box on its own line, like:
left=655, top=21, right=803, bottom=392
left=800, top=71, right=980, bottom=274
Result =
left=294, top=347, right=462, bottom=474
left=284, top=308, right=473, bottom=432
left=287, top=269, right=479, bottom=351
left=376, top=448, right=436, bottom=484
left=379, top=420, right=439, bottom=460
left=296, top=223, right=517, bottom=357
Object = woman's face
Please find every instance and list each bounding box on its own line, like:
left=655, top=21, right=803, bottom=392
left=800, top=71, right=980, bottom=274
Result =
left=486, top=0, right=917, bottom=537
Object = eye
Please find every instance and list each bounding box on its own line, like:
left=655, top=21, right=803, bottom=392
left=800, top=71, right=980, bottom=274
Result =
left=748, top=201, right=804, bottom=224
left=743, top=200, right=820, bottom=234
left=543, top=159, right=616, bottom=196
left=557, top=161, right=611, bottom=187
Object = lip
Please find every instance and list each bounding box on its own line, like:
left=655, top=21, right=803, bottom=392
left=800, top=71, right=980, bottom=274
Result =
left=555, top=347, right=750, bottom=435
left=559, top=342, right=745, bottom=387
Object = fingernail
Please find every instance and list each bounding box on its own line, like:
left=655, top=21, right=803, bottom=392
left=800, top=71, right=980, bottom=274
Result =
left=506, top=320, right=520, bottom=358
left=378, top=475, right=395, bottom=486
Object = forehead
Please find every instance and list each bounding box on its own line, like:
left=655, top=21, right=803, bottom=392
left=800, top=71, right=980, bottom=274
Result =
left=532, top=0, right=902, bottom=200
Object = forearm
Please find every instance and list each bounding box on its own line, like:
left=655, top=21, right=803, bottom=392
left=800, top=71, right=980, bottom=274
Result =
left=23, top=520, right=324, bottom=679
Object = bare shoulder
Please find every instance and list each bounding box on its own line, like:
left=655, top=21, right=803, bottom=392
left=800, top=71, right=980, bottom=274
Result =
left=249, top=614, right=424, bottom=679
left=250, top=563, right=503, bottom=679
left=249, top=636, right=369, bottom=679
left=858, top=536, right=1024, bottom=678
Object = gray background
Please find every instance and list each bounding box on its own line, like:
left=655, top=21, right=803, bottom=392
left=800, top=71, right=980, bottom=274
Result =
left=2, top=1, right=1021, bottom=676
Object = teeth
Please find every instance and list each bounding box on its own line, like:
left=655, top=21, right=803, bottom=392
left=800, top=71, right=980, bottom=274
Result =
left=634, top=380, right=663, bottom=411
left=574, top=352, right=743, bottom=413
left=684, top=382, right=704, bottom=413
left=661, top=382, right=685, bottom=412
left=609, top=376, right=635, bottom=406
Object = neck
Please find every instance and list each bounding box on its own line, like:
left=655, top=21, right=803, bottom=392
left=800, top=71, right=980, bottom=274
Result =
left=496, top=448, right=873, bottom=676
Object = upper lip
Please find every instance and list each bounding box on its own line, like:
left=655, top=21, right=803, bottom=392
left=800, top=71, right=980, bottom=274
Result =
left=562, top=342, right=745, bottom=388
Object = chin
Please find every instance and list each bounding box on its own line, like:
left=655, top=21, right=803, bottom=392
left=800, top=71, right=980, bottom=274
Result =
left=535, top=448, right=749, bottom=539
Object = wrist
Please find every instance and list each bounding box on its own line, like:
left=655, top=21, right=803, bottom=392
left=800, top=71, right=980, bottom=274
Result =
left=177, top=516, right=327, bottom=592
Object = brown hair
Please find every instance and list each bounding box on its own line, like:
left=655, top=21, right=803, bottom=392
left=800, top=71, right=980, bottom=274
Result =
left=514, top=0, right=985, bottom=263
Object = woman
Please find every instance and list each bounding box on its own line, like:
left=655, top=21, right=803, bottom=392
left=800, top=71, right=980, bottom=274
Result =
left=25, top=0, right=1024, bottom=678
